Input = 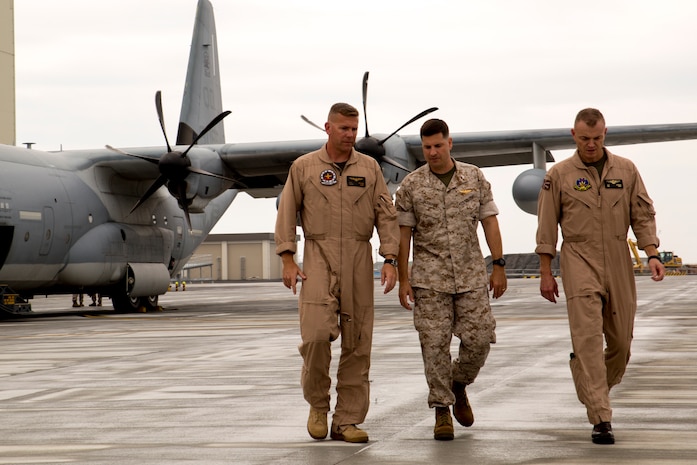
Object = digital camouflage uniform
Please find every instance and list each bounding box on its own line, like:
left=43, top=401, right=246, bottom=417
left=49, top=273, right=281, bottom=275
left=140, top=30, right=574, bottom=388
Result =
left=536, top=148, right=659, bottom=425
left=275, top=145, right=400, bottom=428
left=395, top=160, right=497, bottom=407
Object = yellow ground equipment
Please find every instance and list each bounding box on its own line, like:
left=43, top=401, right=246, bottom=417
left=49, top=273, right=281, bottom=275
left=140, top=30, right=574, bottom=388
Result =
left=627, top=239, right=687, bottom=276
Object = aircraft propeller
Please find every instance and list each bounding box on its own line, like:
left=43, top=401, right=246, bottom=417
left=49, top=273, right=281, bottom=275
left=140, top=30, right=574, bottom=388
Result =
left=106, top=91, right=233, bottom=230
left=301, top=72, right=438, bottom=173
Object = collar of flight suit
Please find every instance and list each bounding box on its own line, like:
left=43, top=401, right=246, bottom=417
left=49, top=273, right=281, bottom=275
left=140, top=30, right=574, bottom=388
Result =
left=571, top=147, right=617, bottom=175
left=318, top=144, right=360, bottom=167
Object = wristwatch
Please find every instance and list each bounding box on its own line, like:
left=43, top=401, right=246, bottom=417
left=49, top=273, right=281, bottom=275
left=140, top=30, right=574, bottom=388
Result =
left=384, top=258, right=397, bottom=267
left=492, top=258, right=506, bottom=267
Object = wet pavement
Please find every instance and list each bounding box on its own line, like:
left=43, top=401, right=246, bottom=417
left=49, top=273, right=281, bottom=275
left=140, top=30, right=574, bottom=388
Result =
left=0, top=276, right=695, bottom=464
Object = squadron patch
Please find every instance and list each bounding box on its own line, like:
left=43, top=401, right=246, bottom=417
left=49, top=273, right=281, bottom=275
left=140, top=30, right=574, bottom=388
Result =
left=574, top=177, right=591, bottom=191
left=320, top=169, right=338, bottom=186
left=605, top=179, right=623, bottom=189
left=347, top=176, right=366, bottom=187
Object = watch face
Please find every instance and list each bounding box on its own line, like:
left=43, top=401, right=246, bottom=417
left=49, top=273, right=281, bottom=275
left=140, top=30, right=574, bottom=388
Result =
left=493, top=258, right=506, bottom=266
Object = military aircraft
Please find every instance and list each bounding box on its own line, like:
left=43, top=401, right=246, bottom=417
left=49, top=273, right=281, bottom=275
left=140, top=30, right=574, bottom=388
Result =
left=3, top=0, right=697, bottom=315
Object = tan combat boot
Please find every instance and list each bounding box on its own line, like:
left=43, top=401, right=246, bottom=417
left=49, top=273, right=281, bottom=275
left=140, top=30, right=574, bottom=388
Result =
left=330, top=424, right=369, bottom=443
left=307, top=407, right=328, bottom=439
left=452, top=381, right=474, bottom=427
left=434, top=406, right=454, bottom=440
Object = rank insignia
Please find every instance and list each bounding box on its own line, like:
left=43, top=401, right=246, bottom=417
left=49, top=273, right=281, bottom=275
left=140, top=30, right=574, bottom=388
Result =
left=605, top=179, right=623, bottom=189
left=320, top=169, right=338, bottom=186
left=574, top=177, right=591, bottom=191
left=542, top=178, right=551, bottom=190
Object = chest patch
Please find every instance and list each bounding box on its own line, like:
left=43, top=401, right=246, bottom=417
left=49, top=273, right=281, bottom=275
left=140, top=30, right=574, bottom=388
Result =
left=604, top=179, right=623, bottom=189
left=320, top=169, right=338, bottom=186
left=574, top=177, right=592, bottom=191
left=347, top=176, right=366, bottom=187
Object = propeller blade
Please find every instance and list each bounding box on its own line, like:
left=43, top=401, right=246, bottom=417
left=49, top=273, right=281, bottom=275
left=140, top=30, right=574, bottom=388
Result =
left=181, top=110, right=232, bottom=157
left=187, top=166, right=249, bottom=189
left=176, top=182, right=193, bottom=231
left=155, top=91, right=173, bottom=153
left=105, top=145, right=159, bottom=165
left=362, top=71, right=370, bottom=137
left=129, top=176, right=167, bottom=214
left=300, top=115, right=325, bottom=132
left=381, top=155, right=411, bottom=173
left=378, top=107, right=439, bottom=145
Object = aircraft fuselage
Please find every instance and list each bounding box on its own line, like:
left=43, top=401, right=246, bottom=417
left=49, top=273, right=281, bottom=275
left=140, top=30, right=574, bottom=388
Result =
left=0, top=144, right=236, bottom=302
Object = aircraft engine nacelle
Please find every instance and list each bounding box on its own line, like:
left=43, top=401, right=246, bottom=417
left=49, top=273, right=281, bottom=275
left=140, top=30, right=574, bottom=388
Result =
left=380, top=135, right=411, bottom=191
left=512, top=168, right=546, bottom=215
left=182, top=148, right=234, bottom=213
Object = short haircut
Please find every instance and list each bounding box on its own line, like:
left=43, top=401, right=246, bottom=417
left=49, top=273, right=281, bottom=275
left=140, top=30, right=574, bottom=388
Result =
left=420, top=118, right=449, bottom=138
left=575, top=108, right=605, bottom=127
left=328, top=102, right=359, bottom=119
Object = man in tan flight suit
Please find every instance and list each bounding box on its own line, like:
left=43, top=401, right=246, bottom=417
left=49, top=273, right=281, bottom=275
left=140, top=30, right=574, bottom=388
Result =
left=275, top=103, right=400, bottom=443
left=536, top=108, right=665, bottom=445
left=396, top=118, right=506, bottom=441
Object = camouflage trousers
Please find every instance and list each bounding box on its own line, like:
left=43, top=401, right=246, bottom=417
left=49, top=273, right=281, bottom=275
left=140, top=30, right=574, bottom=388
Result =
left=413, top=287, right=496, bottom=407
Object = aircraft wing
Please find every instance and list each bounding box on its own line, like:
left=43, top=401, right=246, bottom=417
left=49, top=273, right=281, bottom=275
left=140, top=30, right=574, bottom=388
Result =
left=215, top=139, right=325, bottom=198
left=412, top=122, right=697, bottom=168
left=214, top=121, right=697, bottom=197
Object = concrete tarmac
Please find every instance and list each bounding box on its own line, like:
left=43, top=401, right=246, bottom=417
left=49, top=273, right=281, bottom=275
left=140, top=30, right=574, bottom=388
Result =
left=1, top=276, right=695, bottom=464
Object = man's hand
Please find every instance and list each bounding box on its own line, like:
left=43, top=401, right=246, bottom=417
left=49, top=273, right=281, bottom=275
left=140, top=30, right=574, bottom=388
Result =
left=280, top=253, right=306, bottom=295
left=649, top=258, right=666, bottom=282
left=398, top=281, right=414, bottom=311
left=489, top=266, right=507, bottom=299
left=381, top=263, right=397, bottom=294
left=540, top=273, right=559, bottom=303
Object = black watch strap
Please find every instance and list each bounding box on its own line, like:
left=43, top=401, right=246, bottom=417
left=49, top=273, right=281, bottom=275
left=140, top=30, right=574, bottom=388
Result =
left=384, top=258, right=397, bottom=267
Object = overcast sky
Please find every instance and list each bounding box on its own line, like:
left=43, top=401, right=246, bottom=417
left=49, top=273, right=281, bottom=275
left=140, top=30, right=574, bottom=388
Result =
left=13, top=0, right=697, bottom=263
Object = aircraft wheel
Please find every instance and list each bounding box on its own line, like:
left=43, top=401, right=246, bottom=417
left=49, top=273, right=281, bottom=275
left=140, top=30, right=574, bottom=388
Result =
left=111, top=293, right=142, bottom=313
left=143, top=295, right=159, bottom=311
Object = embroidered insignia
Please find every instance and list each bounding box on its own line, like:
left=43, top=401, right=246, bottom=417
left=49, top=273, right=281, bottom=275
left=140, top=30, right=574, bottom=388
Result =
left=574, top=177, right=591, bottom=191
left=459, top=189, right=473, bottom=194
left=320, top=169, right=338, bottom=186
left=542, top=178, right=551, bottom=190
left=347, top=176, right=366, bottom=187
left=604, top=179, right=623, bottom=189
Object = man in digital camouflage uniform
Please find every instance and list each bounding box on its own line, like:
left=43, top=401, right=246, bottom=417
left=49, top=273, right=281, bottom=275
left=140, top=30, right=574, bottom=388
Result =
left=275, top=103, right=400, bottom=443
left=536, top=108, right=665, bottom=445
left=396, top=118, right=507, bottom=441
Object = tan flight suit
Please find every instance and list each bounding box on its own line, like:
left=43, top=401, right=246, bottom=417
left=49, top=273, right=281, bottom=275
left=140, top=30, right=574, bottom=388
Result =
left=275, top=145, right=399, bottom=428
left=395, top=160, right=498, bottom=407
left=536, top=149, right=659, bottom=425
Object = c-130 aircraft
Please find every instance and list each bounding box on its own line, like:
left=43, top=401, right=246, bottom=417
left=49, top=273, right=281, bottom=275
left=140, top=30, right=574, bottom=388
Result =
left=3, top=0, right=697, bottom=315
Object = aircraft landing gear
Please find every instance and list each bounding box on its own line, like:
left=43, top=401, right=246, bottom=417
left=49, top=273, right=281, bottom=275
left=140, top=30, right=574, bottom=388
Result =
left=110, top=293, right=159, bottom=313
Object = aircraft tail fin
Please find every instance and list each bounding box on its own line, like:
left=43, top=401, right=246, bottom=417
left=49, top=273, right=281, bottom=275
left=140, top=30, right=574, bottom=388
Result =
left=176, top=0, right=225, bottom=146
